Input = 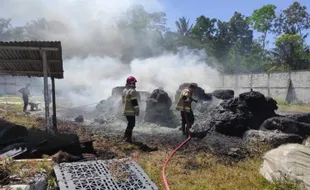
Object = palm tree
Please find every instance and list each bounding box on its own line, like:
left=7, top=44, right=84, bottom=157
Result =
left=175, top=17, right=193, bottom=37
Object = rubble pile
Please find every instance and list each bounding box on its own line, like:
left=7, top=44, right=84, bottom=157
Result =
left=0, top=120, right=28, bottom=142
left=175, top=83, right=212, bottom=102
left=0, top=119, right=92, bottom=160
left=211, top=89, right=234, bottom=100
left=260, top=117, right=310, bottom=138
left=193, top=91, right=278, bottom=137
left=243, top=130, right=303, bottom=148
left=94, top=86, right=149, bottom=124
left=144, top=89, right=178, bottom=127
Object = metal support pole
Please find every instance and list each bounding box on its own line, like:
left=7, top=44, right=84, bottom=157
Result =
left=42, top=50, right=52, bottom=134
left=51, top=77, right=57, bottom=133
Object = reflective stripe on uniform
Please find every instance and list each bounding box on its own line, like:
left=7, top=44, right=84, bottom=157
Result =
left=124, top=110, right=135, bottom=113
left=176, top=88, right=192, bottom=112
left=122, top=87, right=139, bottom=116
left=176, top=106, right=190, bottom=110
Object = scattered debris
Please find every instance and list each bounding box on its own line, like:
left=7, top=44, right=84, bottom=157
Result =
left=243, top=130, right=303, bottom=148
left=74, top=115, right=84, bottom=123
left=50, top=151, right=82, bottom=164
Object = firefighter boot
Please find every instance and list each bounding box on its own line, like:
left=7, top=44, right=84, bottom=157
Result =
left=181, top=124, right=186, bottom=135
left=123, top=129, right=133, bottom=143
left=185, top=124, right=192, bottom=136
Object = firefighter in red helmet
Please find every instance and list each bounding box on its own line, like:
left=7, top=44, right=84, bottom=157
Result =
left=176, top=83, right=198, bottom=136
left=121, top=76, right=139, bottom=143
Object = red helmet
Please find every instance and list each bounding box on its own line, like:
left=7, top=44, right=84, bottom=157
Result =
left=126, top=76, right=137, bottom=84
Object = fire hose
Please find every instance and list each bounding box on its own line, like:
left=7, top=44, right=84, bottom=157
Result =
left=162, top=99, right=194, bottom=190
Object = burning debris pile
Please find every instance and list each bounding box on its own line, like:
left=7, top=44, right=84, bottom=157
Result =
left=175, top=83, right=212, bottom=103
left=175, top=83, right=234, bottom=102
left=144, top=89, right=178, bottom=127
left=94, top=86, right=149, bottom=124
left=94, top=86, right=125, bottom=124
left=260, top=115, right=310, bottom=138
left=90, top=82, right=310, bottom=152
left=212, top=89, right=234, bottom=100
left=192, top=91, right=278, bottom=137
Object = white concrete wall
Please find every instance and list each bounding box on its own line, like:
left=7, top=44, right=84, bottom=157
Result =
left=219, top=70, right=310, bottom=103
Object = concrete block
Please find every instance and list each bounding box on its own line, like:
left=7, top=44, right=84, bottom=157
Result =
left=238, top=74, right=251, bottom=87
left=291, top=71, right=310, bottom=88
left=269, top=72, right=289, bottom=88
left=252, top=73, right=268, bottom=88
left=223, top=75, right=236, bottom=88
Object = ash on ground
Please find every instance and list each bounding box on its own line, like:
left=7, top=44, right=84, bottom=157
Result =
left=52, top=84, right=310, bottom=161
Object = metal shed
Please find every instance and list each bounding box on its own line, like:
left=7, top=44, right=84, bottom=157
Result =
left=0, top=41, right=64, bottom=134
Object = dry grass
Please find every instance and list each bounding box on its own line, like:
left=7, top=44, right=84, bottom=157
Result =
left=0, top=157, right=53, bottom=185
left=92, top=136, right=301, bottom=190
left=0, top=104, right=42, bottom=129
left=276, top=99, right=310, bottom=113
left=0, top=96, right=43, bottom=103
left=0, top=104, right=303, bottom=190
left=138, top=151, right=300, bottom=190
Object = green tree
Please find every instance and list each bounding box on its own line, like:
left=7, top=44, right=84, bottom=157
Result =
left=118, top=4, right=168, bottom=62
left=210, top=12, right=254, bottom=73
left=191, top=16, right=217, bottom=42
left=228, top=12, right=253, bottom=55
left=274, top=2, right=310, bottom=38
left=248, top=4, right=277, bottom=49
left=118, top=4, right=167, bottom=33
left=271, top=34, right=308, bottom=70
left=175, top=17, right=193, bottom=37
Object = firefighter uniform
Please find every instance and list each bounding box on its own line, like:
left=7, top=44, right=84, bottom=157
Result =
left=122, top=85, right=139, bottom=143
left=176, top=88, right=195, bottom=135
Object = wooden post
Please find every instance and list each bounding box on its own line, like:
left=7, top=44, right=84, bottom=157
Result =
left=51, top=77, right=57, bottom=133
left=42, top=50, right=52, bottom=134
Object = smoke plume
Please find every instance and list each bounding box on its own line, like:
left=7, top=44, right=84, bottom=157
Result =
left=1, top=0, right=220, bottom=106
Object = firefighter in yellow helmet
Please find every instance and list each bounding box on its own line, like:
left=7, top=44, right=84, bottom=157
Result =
left=176, top=83, right=198, bottom=136
left=121, top=76, right=140, bottom=143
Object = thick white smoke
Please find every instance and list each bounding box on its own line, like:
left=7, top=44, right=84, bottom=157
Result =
left=1, top=0, right=220, bottom=106
left=60, top=50, right=220, bottom=105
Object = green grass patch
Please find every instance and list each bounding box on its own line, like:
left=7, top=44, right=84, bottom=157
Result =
left=0, top=104, right=42, bottom=129
left=137, top=152, right=302, bottom=190
left=275, top=99, right=310, bottom=113
left=0, top=96, right=44, bottom=103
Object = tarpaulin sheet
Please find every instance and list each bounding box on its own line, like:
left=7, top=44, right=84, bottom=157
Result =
left=260, top=143, right=310, bottom=189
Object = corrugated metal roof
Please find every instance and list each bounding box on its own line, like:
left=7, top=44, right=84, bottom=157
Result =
left=0, top=41, right=64, bottom=79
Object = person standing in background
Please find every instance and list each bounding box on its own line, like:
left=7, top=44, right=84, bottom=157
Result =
left=19, top=84, right=31, bottom=112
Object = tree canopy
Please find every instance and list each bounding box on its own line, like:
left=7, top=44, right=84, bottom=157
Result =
left=0, top=1, right=309, bottom=74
